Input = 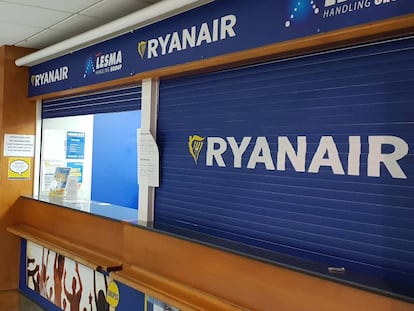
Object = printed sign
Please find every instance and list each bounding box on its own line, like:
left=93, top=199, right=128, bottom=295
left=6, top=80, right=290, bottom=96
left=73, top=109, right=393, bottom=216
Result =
left=66, top=131, right=85, bottom=159
left=3, top=134, right=35, bottom=157
left=28, top=0, right=414, bottom=96
left=138, top=130, right=160, bottom=187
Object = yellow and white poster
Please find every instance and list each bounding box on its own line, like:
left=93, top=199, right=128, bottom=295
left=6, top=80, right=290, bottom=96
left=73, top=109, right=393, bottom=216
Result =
left=8, top=157, right=31, bottom=180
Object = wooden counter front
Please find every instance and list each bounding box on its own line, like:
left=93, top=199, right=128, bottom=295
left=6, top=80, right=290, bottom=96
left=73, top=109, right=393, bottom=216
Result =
left=8, top=196, right=414, bottom=311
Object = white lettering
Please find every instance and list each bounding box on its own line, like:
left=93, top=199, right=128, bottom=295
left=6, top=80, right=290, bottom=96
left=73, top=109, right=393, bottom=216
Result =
left=147, top=39, right=159, bottom=59
left=159, top=34, right=171, bottom=56
left=202, top=135, right=409, bottom=179
left=196, top=22, right=212, bottom=46
left=277, top=136, right=307, bottom=172
left=367, top=136, right=408, bottom=179
left=308, top=136, right=345, bottom=175
left=182, top=27, right=196, bottom=49
left=212, top=18, right=219, bottom=42
left=247, top=137, right=275, bottom=170
left=227, top=137, right=251, bottom=168
left=147, top=15, right=237, bottom=59
left=221, top=14, right=237, bottom=39
left=347, top=136, right=361, bottom=176
left=206, top=137, right=227, bottom=167
left=32, top=66, right=69, bottom=87
left=169, top=32, right=182, bottom=54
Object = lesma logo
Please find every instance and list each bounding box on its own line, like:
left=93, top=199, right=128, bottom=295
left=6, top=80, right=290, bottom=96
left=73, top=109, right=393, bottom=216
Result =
left=188, top=134, right=409, bottom=179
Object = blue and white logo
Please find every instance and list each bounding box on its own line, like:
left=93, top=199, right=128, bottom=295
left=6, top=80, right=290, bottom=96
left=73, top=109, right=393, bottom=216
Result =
left=284, top=1, right=321, bottom=28
left=84, top=56, right=95, bottom=78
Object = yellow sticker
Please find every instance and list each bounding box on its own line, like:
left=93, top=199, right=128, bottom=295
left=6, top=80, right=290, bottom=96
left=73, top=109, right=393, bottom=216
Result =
left=8, top=157, right=31, bottom=179
left=106, top=281, right=120, bottom=308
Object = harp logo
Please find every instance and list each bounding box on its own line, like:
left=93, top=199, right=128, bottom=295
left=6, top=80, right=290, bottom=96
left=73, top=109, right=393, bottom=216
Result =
left=188, top=135, right=205, bottom=164
left=138, top=41, right=147, bottom=59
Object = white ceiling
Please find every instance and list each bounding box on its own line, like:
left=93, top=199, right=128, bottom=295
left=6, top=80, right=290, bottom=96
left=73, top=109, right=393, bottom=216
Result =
left=0, top=0, right=163, bottom=49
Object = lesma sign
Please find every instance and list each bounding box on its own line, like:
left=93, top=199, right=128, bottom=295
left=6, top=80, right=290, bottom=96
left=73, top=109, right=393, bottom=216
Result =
left=189, top=135, right=409, bottom=179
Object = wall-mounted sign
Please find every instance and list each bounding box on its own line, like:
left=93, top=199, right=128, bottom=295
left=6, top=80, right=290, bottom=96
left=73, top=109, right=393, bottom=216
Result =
left=8, top=157, right=31, bottom=180
left=66, top=131, right=85, bottom=159
left=3, top=134, right=35, bottom=157
left=28, top=0, right=414, bottom=96
left=138, top=130, right=159, bottom=187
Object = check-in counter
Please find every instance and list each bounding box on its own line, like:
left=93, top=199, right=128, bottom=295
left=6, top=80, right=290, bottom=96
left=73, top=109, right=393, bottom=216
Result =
left=7, top=196, right=414, bottom=311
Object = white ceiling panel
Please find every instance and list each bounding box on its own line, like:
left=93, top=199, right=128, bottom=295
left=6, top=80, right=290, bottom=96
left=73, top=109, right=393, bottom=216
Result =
left=0, top=2, right=71, bottom=28
left=50, top=14, right=105, bottom=37
left=3, top=0, right=103, bottom=13
left=0, top=21, right=42, bottom=46
left=15, top=29, right=62, bottom=49
left=81, top=0, right=152, bottom=20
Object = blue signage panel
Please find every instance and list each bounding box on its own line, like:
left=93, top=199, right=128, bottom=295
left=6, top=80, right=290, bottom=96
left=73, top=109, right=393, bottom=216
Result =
left=66, top=131, right=85, bottom=159
left=28, top=0, right=414, bottom=96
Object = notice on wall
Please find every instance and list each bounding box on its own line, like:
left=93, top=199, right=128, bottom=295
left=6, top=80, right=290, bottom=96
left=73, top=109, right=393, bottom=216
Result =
left=66, top=131, right=85, bottom=159
left=3, top=134, right=35, bottom=157
left=138, top=129, right=159, bottom=187
left=8, top=157, right=31, bottom=180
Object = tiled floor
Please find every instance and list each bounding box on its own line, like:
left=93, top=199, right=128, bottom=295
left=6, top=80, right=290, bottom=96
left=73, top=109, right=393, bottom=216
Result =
left=0, top=291, right=45, bottom=311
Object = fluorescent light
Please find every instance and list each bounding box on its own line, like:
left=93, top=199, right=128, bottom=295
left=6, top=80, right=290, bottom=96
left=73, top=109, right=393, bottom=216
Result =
left=15, top=0, right=213, bottom=67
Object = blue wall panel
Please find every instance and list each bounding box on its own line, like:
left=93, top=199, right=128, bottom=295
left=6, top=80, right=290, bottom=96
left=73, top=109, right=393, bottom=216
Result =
left=91, top=110, right=141, bottom=209
left=155, top=37, right=414, bottom=297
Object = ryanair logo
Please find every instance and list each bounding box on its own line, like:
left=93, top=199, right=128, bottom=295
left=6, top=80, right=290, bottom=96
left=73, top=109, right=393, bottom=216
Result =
left=31, top=66, right=69, bottom=87
left=187, top=134, right=409, bottom=179
left=188, top=135, right=205, bottom=164
left=137, top=14, right=237, bottom=60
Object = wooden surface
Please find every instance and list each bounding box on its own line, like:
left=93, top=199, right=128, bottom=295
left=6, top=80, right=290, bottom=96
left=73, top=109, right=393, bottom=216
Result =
left=113, top=266, right=246, bottom=311
left=0, top=46, right=36, bottom=291
left=7, top=224, right=122, bottom=272
left=0, top=290, right=20, bottom=311
left=0, top=290, right=44, bottom=311
left=8, top=197, right=414, bottom=311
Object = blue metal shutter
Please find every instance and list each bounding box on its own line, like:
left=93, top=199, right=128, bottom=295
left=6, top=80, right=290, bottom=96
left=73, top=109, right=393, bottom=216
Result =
left=155, top=36, right=414, bottom=298
left=42, top=85, right=141, bottom=118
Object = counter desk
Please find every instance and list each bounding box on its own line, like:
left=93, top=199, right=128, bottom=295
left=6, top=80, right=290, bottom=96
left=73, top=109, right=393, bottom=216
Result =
left=6, top=196, right=414, bottom=311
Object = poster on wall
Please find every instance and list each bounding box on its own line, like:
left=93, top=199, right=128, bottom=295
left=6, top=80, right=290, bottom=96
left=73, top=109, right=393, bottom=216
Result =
left=26, top=241, right=111, bottom=311
left=8, top=157, right=31, bottom=180
left=66, top=132, right=85, bottom=159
